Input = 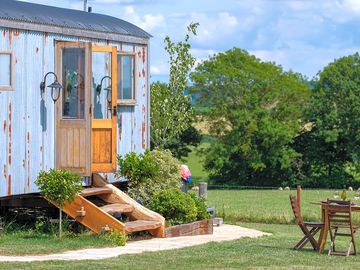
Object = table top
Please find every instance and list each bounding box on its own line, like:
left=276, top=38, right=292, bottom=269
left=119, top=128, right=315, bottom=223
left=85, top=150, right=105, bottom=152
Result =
left=310, top=200, right=360, bottom=211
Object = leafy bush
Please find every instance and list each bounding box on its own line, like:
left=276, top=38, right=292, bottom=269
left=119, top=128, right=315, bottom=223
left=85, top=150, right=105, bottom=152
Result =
left=117, top=150, right=159, bottom=186
left=100, top=230, right=127, bottom=246
left=35, top=169, right=82, bottom=208
left=117, top=149, right=181, bottom=204
left=148, top=188, right=197, bottom=226
left=188, top=192, right=211, bottom=221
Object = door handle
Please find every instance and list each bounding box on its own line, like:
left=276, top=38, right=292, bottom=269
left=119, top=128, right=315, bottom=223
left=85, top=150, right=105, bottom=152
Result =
left=113, top=106, right=117, bottom=116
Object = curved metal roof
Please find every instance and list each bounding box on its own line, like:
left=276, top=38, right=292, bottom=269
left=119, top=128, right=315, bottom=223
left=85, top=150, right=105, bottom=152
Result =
left=0, top=0, right=151, bottom=39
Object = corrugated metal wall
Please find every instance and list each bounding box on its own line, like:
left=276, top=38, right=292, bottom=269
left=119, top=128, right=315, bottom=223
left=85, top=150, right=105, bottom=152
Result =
left=0, top=28, right=149, bottom=197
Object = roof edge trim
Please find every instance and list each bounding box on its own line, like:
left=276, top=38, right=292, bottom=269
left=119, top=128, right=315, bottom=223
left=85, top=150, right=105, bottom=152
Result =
left=0, top=18, right=149, bottom=45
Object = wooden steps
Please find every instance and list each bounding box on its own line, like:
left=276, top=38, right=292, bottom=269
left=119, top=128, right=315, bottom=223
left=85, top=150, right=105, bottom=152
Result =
left=80, top=187, right=113, bottom=197
left=100, top=203, right=134, bottom=215
left=53, top=174, right=165, bottom=237
left=124, top=220, right=163, bottom=233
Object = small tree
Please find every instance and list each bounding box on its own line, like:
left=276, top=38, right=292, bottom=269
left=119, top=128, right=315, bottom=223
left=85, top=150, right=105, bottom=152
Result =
left=35, top=169, right=82, bottom=238
left=150, top=22, right=199, bottom=151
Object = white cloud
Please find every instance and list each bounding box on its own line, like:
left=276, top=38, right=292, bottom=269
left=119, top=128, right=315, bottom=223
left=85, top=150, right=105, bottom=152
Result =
left=123, top=5, right=164, bottom=31
left=150, top=62, right=169, bottom=76
left=191, top=12, right=238, bottom=45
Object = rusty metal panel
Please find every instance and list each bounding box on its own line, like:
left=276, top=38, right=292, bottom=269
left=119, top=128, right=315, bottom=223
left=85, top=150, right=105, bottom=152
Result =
left=0, top=28, right=150, bottom=195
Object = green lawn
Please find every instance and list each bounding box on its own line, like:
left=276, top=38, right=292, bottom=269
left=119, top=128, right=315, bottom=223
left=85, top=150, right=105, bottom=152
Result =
left=2, top=189, right=360, bottom=269
left=207, top=189, right=360, bottom=224
left=2, top=223, right=360, bottom=270
left=0, top=230, right=115, bottom=256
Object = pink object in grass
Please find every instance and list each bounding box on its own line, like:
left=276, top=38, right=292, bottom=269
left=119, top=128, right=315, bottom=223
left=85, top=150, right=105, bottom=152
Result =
left=180, top=164, right=191, bottom=180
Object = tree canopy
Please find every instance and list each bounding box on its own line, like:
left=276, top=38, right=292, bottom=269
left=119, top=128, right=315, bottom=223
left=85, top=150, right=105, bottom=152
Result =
left=191, top=48, right=310, bottom=186
left=294, top=53, right=360, bottom=187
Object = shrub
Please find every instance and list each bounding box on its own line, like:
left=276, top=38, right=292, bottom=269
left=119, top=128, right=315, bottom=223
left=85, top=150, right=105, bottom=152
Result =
left=35, top=169, right=82, bottom=238
left=117, top=149, right=181, bottom=204
left=188, top=192, right=211, bottom=221
left=148, top=188, right=197, bottom=226
left=101, top=230, right=127, bottom=246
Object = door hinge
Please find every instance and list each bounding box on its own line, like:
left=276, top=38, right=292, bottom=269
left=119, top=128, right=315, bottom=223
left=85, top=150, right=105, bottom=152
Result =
left=89, top=105, right=92, bottom=115
left=113, top=106, right=117, bottom=116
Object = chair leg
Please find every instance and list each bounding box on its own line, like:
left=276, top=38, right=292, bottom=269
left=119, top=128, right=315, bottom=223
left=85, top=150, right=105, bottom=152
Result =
left=294, top=235, right=309, bottom=250
left=308, top=227, right=321, bottom=250
left=351, top=229, right=357, bottom=255
left=328, top=228, right=336, bottom=256
left=294, top=227, right=320, bottom=250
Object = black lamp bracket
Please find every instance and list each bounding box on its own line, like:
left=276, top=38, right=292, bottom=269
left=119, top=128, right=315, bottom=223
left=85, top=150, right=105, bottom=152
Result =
left=40, top=72, right=58, bottom=94
left=96, top=75, right=112, bottom=95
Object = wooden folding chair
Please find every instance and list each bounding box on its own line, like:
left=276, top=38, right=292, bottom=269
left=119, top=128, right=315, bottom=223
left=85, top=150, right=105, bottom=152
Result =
left=327, top=199, right=358, bottom=256
left=289, top=194, right=324, bottom=250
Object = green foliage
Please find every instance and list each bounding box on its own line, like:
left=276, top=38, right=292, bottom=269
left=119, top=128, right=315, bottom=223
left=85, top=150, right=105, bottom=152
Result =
left=117, top=150, right=159, bottom=186
left=151, top=23, right=199, bottom=153
left=190, top=48, right=310, bottom=186
left=35, top=169, right=82, bottom=209
left=188, top=192, right=211, bottom=221
left=164, top=126, right=202, bottom=159
left=100, top=230, right=127, bottom=246
left=293, top=53, right=360, bottom=187
left=148, top=188, right=198, bottom=226
left=117, top=150, right=181, bottom=204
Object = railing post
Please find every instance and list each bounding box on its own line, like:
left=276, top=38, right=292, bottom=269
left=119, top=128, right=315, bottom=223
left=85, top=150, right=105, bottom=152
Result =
left=199, top=182, right=208, bottom=199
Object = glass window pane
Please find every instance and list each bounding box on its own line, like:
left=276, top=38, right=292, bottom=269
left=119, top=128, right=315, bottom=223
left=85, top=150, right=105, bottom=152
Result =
left=92, top=51, right=112, bottom=120
left=117, top=55, right=134, bottom=100
left=0, top=54, right=11, bottom=87
left=62, top=48, right=85, bottom=119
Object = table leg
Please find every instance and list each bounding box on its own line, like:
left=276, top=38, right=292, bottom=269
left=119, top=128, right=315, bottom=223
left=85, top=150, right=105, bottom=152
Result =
left=318, top=205, right=328, bottom=254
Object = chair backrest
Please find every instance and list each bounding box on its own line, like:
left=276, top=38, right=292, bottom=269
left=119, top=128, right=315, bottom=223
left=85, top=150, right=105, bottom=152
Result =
left=326, top=199, right=353, bottom=227
left=290, top=194, right=304, bottom=225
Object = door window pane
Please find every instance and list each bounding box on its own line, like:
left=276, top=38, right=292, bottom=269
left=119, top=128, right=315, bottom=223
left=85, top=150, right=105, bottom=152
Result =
left=0, top=53, right=12, bottom=89
left=92, top=51, right=112, bottom=119
left=117, top=54, right=135, bottom=100
left=62, top=48, right=85, bottom=119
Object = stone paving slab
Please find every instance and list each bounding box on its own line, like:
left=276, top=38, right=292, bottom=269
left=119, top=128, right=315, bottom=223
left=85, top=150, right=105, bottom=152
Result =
left=0, top=224, right=270, bottom=262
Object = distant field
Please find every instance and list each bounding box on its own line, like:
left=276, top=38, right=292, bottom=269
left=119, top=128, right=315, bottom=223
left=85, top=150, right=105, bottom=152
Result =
left=207, top=189, right=360, bottom=224
left=182, top=136, right=215, bottom=183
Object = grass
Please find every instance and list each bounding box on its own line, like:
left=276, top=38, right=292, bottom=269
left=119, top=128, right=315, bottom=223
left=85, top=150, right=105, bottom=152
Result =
left=2, top=223, right=360, bottom=269
left=0, top=230, right=115, bottom=256
left=182, top=135, right=216, bottom=183
left=207, top=189, right=360, bottom=224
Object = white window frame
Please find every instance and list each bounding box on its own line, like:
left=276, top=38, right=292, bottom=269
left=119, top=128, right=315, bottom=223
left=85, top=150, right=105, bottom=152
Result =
left=0, top=51, right=14, bottom=91
left=117, top=51, right=137, bottom=105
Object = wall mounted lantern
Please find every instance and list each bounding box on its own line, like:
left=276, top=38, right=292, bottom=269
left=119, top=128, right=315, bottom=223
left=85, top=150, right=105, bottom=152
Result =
left=40, top=72, right=63, bottom=103
left=96, top=75, right=112, bottom=103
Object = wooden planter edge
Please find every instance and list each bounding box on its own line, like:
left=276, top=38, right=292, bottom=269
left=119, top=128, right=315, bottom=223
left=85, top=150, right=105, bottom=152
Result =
left=165, top=219, right=213, bottom=238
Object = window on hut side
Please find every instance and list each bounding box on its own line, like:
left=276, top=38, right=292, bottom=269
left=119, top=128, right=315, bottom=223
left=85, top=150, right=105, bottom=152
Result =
left=62, top=47, right=85, bottom=119
left=117, top=53, right=136, bottom=105
left=0, top=52, right=13, bottom=90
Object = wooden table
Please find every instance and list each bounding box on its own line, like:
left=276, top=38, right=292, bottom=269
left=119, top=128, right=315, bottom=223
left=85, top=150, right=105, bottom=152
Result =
left=313, top=201, right=360, bottom=254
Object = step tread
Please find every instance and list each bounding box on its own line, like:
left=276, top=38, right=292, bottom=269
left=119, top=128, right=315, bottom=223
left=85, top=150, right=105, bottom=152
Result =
left=80, top=187, right=113, bottom=197
left=100, top=203, right=134, bottom=215
left=124, top=220, right=162, bottom=232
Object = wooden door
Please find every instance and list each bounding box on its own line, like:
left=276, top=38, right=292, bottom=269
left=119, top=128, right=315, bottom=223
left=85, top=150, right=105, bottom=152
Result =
left=55, top=42, right=91, bottom=176
left=91, top=45, right=117, bottom=173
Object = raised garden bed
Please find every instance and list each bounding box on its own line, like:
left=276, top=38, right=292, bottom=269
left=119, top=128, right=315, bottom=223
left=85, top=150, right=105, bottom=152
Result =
left=165, top=219, right=213, bottom=238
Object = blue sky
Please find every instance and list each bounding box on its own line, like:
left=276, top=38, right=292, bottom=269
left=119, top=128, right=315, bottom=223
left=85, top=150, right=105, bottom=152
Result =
left=22, top=0, right=360, bottom=82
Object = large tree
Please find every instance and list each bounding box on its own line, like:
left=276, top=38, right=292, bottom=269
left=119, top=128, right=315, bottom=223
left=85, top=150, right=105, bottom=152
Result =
left=294, top=53, right=360, bottom=187
left=190, top=48, right=310, bottom=186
